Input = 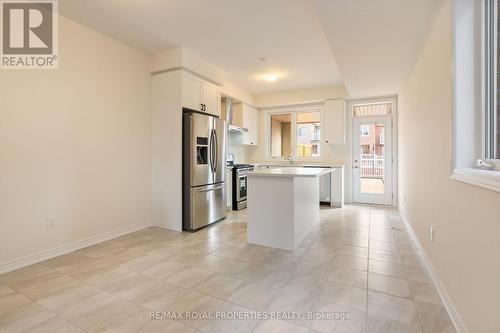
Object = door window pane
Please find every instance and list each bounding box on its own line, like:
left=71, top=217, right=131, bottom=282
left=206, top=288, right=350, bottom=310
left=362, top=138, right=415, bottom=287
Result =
left=360, top=123, right=385, bottom=194
left=271, top=114, right=292, bottom=157
left=297, top=112, right=320, bottom=157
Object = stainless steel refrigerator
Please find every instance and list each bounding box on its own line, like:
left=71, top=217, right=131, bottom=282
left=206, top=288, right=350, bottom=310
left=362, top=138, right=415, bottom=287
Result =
left=182, top=110, right=227, bottom=231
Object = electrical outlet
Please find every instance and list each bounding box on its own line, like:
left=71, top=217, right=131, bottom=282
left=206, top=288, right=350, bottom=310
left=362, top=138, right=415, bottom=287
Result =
left=46, top=218, right=56, bottom=230
left=430, top=225, right=434, bottom=242
left=404, top=194, right=407, bottom=202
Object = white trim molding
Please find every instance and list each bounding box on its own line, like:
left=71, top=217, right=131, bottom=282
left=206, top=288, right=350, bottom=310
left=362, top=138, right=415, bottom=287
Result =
left=451, top=167, right=500, bottom=192
left=0, top=221, right=152, bottom=275
left=400, top=212, right=469, bottom=333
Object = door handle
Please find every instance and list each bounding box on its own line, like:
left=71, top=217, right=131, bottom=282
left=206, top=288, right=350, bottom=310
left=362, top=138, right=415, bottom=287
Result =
left=198, top=185, right=224, bottom=193
left=209, top=130, right=215, bottom=173
left=213, top=129, right=218, bottom=173
left=353, top=166, right=360, bottom=169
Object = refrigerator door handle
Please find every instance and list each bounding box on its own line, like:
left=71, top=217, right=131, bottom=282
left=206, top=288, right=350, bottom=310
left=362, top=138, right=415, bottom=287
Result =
left=209, top=129, right=215, bottom=173
left=213, top=129, right=218, bottom=173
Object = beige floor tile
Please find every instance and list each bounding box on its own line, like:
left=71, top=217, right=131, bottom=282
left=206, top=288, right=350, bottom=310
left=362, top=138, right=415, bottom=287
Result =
left=227, top=282, right=280, bottom=311
left=415, top=301, right=456, bottom=333
left=338, top=245, right=369, bottom=258
left=293, top=260, right=332, bottom=281
left=405, top=265, right=432, bottom=283
left=262, top=254, right=300, bottom=271
left=369, top=240, right=400, bottom=253
left=367, top=313, right=423, bottom=333
left=320, top=281, right=367, bottom=312
left=36, top=283, right=101, bottom=313
left=119, top=279, right=189, bottom=311
left=0, top=264, right=61, bottom=290
left=193, top=274, right=244, bottom=300
left=246, top=266, right=292, bottom=289
left=311, top=303, right=366, bottom=333
left=410, top=280, right=442, bottom=305
left=53, top=257, right=111, bottom=278
left=206, top=302, right=259, bottom=333
left=369, top=249, right=403, bottom=264
left=79, top=267, right=137, bottom=289
left=367, top=291, right=420, bottom=325
left=139, top=319, right=195, bottom=333
left=170, top=291, right=223, bottom=329
left=252, top=319, right=309, bottom=333
left=269, top=289, right=321, bottom=328
left=0, top=303, right=55, bottom=333
left=368, top=273, right=411, bottom=298
left=328, top=267, right=368, bottom=289
left=332, top=254, right=368, bottom=271
left=302, top=248, right=337, bottom=263
left=166, top=267, right=214, bottom=288
left=28, top=316, right=83, bottom=333
left=117, top=254, right=167, bottom=272
left=401, top=254, right=426, bottom=267
left=0, top=205, right=451, bottom=332
left=141, top=260, right=187, bottom=279
left=60, top=292, right=150, bottom=333
left=369, top=259, right=407, bottom=279
left=0, top=292, right=33, bottom=316
left=0, top=285, right=15, bottom=297
left=18, top=275, right=80, bottom=300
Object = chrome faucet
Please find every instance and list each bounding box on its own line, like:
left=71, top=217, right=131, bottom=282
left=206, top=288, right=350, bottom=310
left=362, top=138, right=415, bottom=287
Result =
left=284, top=156, right=294, bottom=165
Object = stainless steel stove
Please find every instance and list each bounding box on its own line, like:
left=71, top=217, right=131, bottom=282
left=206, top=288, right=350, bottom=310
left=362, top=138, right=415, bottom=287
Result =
left=231, top=164, right=254, bottom=210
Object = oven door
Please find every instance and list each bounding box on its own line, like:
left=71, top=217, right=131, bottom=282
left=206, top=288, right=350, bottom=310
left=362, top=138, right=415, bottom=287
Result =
left=236, top=174, right=248, bottom=202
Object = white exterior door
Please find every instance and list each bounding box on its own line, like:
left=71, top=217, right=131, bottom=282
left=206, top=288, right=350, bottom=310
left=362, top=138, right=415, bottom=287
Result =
left=353, top=115, right=393, bottom=205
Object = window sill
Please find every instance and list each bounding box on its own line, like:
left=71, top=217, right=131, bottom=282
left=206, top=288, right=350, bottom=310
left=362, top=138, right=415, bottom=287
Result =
left=450, top=168, right=500, bottom=193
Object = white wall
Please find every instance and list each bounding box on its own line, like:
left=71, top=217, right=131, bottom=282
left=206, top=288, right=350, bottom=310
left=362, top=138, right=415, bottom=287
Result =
left=398, top=1, right=500, bottom=332
left=0, top=16, right=152, bottom=265
left=151, top=71, right=182, bottom=231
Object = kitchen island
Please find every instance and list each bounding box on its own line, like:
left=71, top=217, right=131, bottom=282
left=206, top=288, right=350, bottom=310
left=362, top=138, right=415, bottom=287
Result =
left=247, top=167, right=333, bottom=250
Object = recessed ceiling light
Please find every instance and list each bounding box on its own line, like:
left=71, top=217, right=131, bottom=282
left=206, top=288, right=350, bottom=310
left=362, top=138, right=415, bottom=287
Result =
left=264, top=73, right=278, bottom=82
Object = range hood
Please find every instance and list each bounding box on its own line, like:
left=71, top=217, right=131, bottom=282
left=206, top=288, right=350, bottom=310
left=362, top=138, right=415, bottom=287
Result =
left=225, top=97, right=248, bottom=133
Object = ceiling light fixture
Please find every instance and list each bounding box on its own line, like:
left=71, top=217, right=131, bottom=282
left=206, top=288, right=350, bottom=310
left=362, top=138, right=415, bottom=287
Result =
left=264, top=73, right=278, bottom=82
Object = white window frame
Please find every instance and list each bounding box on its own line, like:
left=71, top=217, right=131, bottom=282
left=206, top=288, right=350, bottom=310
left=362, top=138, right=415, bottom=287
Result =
left=265, top=104, right=323, bottom=161
left=451, top=0, right=500, bottom=192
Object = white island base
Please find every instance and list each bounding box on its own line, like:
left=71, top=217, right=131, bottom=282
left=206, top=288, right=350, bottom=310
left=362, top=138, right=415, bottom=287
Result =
left=247, top=168, right=331, bottom=251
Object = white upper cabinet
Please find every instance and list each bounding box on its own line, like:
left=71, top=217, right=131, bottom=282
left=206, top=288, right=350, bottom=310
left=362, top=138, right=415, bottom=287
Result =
left=181, top=71, right=220, bottom=117
left=323, top=99, right=346, bottom=144
left=241, top=104, right=259, bottom=145
left=201, top=81, right=219, bottom=116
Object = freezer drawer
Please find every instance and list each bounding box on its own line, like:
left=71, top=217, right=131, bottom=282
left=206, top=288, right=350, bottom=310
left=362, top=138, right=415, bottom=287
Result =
left=185, top=183, right=227, bottom=231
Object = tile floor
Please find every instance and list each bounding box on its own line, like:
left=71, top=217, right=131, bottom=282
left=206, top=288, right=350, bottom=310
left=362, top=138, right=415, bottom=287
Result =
left=0, top=205, right=456, bottom=333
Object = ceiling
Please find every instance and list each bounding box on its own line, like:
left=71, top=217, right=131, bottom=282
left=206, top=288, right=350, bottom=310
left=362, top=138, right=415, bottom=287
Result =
left=59, top=0, right=441, bottom=97
left=314, top=0, right=442, bottom=98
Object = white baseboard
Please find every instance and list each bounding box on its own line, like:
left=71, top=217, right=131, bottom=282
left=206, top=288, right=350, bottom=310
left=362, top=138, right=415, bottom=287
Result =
left=0, top=221, right=152, bottom=275
left=399, top=211, right=468, bottom=333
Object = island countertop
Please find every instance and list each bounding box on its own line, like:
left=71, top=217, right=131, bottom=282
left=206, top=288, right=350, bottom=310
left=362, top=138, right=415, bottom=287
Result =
left=248, top=167, right=334, bottom=178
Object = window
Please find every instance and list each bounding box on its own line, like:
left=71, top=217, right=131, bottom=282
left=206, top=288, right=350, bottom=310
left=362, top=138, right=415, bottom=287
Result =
left=451, top=0, right=500, bottom=192
left=485, top=0, right=500, bottom=160
left=270, top=114, right=292, bottom=158
left=268, top=109, right=321, bottom=159
left=297, top=112, right=320, bottom=157
left=360, top=125, right=370, bottom=136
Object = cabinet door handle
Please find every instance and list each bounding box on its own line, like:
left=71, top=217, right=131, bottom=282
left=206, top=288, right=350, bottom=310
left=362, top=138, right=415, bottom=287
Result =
left=200, top=104, right=204, bottom=111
